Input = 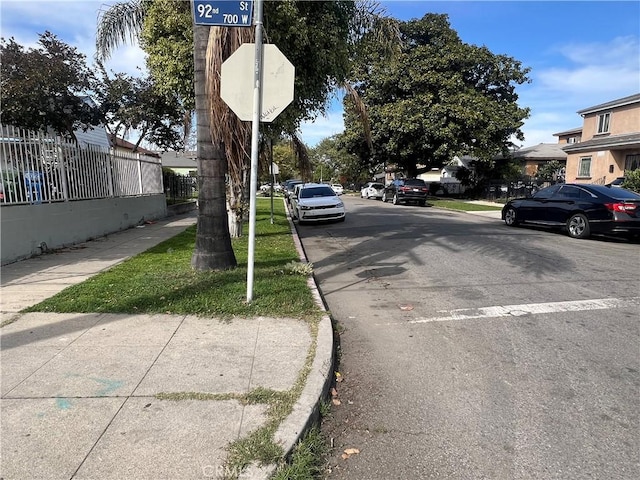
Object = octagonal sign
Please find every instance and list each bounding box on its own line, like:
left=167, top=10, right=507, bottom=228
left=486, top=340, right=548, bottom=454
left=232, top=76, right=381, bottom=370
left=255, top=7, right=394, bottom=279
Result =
left=220, top=43, right=295, bottom=123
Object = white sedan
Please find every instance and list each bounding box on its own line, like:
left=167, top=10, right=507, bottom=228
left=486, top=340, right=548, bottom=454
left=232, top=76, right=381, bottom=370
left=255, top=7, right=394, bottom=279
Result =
left=360, top=182, right=385, bottom=199
left=331, top=184, right=344, bottom=195
left=291, top=183, right=345, bottom=223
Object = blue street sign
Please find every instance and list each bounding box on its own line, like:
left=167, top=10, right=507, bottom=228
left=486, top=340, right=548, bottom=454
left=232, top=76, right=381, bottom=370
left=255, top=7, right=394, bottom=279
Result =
left=193, top=1, right=253, bottom=26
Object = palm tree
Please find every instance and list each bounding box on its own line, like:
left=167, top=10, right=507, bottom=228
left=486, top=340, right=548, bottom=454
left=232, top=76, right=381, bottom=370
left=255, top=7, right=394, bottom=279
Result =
left=96, top=0, right=237, bottom=270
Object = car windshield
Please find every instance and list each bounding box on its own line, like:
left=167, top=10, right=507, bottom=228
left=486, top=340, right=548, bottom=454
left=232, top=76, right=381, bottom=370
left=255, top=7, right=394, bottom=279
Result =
left=404, top=179, right=426, bottom=186
left=300, top=186, right=335, bottom=198
left=371, top=183, right=384, bottom=189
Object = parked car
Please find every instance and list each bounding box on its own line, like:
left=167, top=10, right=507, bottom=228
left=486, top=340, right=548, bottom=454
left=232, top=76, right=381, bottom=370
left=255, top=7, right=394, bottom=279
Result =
left=501, top=183, right=640, bottom=239
left=259, top=183, right=282, bottom=193
left=360, top=182, right=385, bottom=199
left=331, top=183, right=344, bottom=195
left=290, top=182, right=345, bottom=223
left=283, top=179, right=303, bottom=202
left=382, top=178, right=429, bottom=206
left=607, top=177, right=625, bottom=188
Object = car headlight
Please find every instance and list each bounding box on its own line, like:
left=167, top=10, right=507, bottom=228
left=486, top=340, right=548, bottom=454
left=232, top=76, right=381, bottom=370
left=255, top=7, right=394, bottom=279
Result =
left=336, top=201, right=344, bottom=208
left=300, top=205, right=312, bottom=210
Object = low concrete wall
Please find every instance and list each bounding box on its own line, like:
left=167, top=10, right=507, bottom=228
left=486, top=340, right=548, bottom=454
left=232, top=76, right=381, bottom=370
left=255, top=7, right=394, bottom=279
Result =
left=1, top=195, right=167, bottom=265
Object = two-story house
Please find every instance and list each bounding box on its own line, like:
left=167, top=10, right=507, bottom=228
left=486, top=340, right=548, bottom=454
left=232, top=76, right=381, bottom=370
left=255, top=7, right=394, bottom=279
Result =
left=562, top=93, right=640, bottom=184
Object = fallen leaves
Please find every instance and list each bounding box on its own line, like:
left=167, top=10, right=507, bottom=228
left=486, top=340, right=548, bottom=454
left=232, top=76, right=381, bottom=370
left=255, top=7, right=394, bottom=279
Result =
left=330, top=387, right=341, bottom=405
left=342, top=447, right=360, bottom=459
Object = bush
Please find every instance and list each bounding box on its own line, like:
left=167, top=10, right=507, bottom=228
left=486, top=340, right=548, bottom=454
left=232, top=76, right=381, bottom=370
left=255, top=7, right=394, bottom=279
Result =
left=622, top=169, right=640, bottom=193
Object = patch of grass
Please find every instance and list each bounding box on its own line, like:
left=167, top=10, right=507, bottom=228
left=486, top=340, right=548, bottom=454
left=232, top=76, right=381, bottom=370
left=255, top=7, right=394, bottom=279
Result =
left=429, top=198, right=503, bottom=211
left=224, top=321, right=319, bottom=477
left=23, top=199, right=322, bottom=321
left=271, top=426, right=328, bottom=480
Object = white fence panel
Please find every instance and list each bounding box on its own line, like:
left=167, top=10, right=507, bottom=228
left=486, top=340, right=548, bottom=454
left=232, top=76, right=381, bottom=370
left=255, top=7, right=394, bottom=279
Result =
left=1, top=124, right=163, bottom=205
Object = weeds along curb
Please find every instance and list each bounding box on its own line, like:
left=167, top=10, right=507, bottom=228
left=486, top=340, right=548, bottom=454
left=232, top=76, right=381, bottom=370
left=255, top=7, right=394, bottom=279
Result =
left=265, top=200, right=335, bottom=471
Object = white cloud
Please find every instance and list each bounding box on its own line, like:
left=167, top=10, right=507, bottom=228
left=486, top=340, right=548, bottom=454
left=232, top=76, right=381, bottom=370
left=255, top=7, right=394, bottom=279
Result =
left=298, top=109, right=344, bottom=147
left=517, top=35, right=640, bottom=147
left=0, top=0, right=146, bottom=77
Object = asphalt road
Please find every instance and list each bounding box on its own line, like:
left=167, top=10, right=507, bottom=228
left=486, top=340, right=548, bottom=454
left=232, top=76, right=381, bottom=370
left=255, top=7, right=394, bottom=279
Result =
left=294, top=194, right=640, bottom=480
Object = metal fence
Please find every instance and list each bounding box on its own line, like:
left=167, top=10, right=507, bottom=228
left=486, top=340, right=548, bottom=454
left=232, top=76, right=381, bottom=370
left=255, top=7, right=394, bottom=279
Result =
left=0, top=125, right=163, bottom=205
left=163, top=170, right=197, bottom=202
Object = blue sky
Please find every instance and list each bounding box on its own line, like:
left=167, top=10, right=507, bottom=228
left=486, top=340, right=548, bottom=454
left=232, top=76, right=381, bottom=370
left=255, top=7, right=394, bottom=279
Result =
left=2, top=1, right=639, bottom=149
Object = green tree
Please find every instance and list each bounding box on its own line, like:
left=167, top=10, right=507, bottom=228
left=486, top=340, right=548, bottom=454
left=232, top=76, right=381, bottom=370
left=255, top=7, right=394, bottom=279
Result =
left=271, top=140, right=298, bottom=181
left=622, top=169, right=640, bottom=193
left=94, top=65, right=185, bottom=151
left=535, top=160, right=565, bottom=182
left=342, top=13, right=531, bottom=177
left=96, top=0, right=360, bottom=270
left=0, top=32, right=102, bottom=139
left=97, top=0, right=237, bottom=270
left=310, top=136, right=362, bottom=186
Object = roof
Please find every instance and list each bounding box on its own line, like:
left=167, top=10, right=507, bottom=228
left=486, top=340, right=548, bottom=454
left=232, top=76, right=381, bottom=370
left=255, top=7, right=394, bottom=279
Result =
left=446, top=155, right=476, bottom=169
left=577, top=93, right=640, bottom=116
left=553, top=127, right=582, bottom=137
left=157, top=150, right=197, bottom=169
left=107, top=134, right=160, bottom=158
left=509, top=143, right=567, bottom=160
left=562, top=132, right=640, bottom=153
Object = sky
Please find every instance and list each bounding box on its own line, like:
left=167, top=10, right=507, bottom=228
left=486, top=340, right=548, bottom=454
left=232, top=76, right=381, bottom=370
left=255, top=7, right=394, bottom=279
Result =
left=1, top=1, right=639, bottom=149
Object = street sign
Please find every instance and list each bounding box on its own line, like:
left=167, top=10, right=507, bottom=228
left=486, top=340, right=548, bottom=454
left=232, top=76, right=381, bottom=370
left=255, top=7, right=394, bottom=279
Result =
left=193, top=1, right=253, bottom=26
left=220, top=43, right=295, bottom=123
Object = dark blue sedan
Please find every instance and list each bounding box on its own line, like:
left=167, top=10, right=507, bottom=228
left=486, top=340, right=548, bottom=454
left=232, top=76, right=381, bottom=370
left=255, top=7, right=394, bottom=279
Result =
left=501, top=183, right=640, bottom=239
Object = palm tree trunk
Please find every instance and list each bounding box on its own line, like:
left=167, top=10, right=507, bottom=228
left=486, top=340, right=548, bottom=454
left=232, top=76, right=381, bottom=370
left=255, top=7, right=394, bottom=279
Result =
left=191, top=22, right=237, bottom=271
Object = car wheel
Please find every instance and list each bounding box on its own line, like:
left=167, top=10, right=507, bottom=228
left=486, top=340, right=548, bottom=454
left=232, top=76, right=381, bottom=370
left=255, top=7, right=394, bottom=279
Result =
left=382, top=192, right=388, bottom=202
left=504, top=207, right=519, bottom=226
left=567, top=213, right=590, bottom=239
left=392, top=194, right=399, bottom=205
left=419, top=200, right=426, bottom=207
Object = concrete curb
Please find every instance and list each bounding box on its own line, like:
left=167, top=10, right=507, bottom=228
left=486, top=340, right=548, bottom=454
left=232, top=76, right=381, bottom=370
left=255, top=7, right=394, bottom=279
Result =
left=246, top=199, right=334, bottom=479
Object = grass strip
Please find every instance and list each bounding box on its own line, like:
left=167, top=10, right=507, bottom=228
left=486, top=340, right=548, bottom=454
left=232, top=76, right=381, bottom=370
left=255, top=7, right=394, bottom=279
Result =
left=23, top=199, right=321, bottom=321
left=429, top=198, right=504, bottom=211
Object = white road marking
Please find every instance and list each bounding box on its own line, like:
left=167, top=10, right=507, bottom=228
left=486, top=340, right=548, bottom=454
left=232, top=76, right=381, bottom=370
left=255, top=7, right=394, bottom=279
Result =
left=378, top=297, right=640, bottom=325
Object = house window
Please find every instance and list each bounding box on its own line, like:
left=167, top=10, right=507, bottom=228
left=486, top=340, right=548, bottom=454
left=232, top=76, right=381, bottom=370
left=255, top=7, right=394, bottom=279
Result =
left=625, top=154, right=639, bottom=171
left=578, top=157, right=591, bottom=178
left=567, top=137, right=577, bottom=144
left=596, top=112, right=610, bottom=134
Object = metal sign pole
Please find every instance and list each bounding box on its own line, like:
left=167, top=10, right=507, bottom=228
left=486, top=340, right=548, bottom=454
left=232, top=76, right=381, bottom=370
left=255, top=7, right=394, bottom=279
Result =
left=246, top=0, right=264, bottom=303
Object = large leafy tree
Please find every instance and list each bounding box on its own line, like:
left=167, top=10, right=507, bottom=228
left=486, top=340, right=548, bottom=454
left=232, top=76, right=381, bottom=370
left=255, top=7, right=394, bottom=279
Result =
left=94, top=65, right=185, bottom=151
left=97, top=0, right=237, bottom=270
left=342, top=13, right=531, bottom=177
left=0, top=31, right=102, bottom=139
left=96, top=0, right=360, bottom=271
left=309, top=135, right=362, bottom=186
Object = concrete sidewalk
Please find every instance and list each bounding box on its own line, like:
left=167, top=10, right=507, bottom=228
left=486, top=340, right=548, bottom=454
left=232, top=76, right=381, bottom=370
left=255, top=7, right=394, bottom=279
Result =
left=1, top=212, right=333, bottom=480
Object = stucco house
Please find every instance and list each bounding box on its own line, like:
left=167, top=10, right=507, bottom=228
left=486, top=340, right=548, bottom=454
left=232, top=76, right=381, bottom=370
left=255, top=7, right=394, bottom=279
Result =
left=554, top=127, right=582, bottom=146
left=508, top=143, right=567, bottom=178
left=157, top=150, right=198, bottom=177
left=561, top=93, right=640, bottom=184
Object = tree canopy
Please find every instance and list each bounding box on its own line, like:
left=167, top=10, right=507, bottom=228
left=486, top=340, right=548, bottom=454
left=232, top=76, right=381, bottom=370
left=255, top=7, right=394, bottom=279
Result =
left=140, top=0, right=357, bottom=137
left=94, top=65, right=186, bottom=151
left=340, top=13, right=531, bottom=177
left=0, top=31, right=101, bottom=138
left=1, top=30, right=186, bottom=150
